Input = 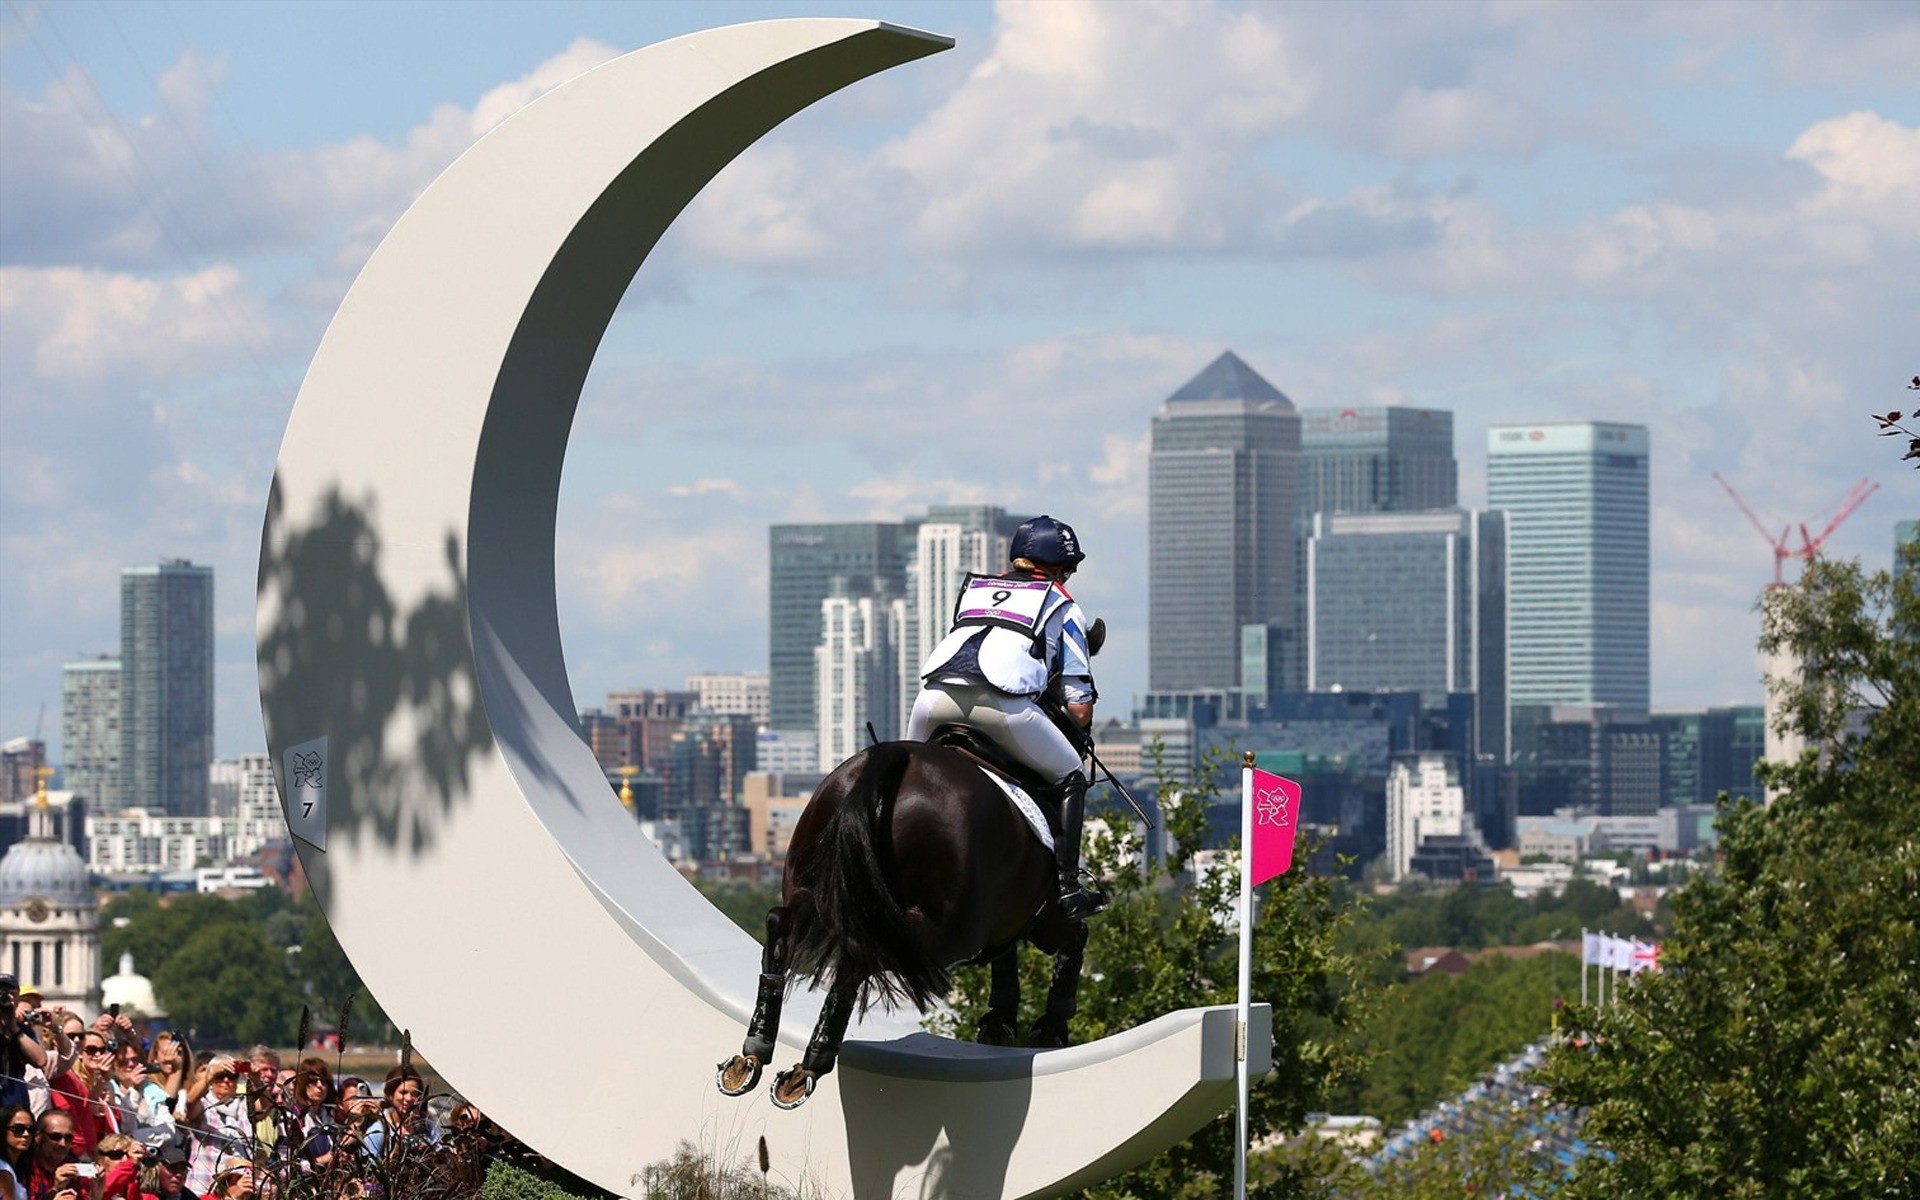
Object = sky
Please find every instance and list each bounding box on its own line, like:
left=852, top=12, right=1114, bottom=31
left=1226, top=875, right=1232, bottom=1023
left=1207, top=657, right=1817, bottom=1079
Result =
left=1, top=0, right=1915, bottom=764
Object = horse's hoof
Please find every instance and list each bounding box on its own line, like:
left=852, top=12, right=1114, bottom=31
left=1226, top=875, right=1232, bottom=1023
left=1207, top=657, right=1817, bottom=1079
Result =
left=976, top=1015, right=1019, bottom=1047
left=717, top=1054, right=763, bottom=1096
left=1027, top=1015, right=1070, bottom=1050
left=771, top=1067, right=817, bottom=1110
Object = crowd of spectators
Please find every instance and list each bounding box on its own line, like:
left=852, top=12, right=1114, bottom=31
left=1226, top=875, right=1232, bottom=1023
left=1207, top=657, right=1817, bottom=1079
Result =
left=0, top=974, right=510, bottom=1200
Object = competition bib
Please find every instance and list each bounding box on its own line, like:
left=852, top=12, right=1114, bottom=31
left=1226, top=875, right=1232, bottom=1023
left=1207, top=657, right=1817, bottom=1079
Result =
left=952, top=574, right=1054, bottom=636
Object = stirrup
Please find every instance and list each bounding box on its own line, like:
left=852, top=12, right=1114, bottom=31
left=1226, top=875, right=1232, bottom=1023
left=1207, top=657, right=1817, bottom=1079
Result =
left=1058, top=879, right=1109, bottom=920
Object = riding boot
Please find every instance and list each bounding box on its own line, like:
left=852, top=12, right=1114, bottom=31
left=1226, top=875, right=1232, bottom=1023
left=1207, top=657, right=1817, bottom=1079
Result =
left=1050, top=770, right=1108, bottom=920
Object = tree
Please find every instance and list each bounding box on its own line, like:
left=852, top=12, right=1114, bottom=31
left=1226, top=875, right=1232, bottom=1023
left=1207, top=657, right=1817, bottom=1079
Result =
left=151, top=922, right=302, bottom=1045
left=1869, top=376, right=1920, bottom=469
left=941, top=744, right=1379, bottom=1199
left=1333, top=953, right=1572, bottom=1126
left=1544, top=557, right=1920, bottom=1197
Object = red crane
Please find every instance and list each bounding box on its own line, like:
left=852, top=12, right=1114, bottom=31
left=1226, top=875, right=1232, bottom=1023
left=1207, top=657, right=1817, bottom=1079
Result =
left=1712, top=473, right=1880, bottom=587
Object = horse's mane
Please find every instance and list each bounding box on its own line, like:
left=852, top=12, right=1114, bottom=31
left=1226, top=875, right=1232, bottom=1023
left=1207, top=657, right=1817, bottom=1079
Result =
left=786, top=742, right=951, bottom=1013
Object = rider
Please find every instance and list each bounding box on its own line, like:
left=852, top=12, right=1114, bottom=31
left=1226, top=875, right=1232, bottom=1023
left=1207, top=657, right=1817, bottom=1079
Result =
left=906, top=515, right=1108, bottom=921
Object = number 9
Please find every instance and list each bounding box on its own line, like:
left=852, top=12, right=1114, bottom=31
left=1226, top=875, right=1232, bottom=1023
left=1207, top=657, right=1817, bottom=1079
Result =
left=990, top=589, right=1012, bottom=605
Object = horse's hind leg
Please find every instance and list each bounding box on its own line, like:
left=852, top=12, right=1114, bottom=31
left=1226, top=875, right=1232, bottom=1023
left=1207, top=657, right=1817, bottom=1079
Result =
left=771, top=968, right=861, bottom=1109
left=1028, top=920, right=1088, bottom=1049
left=718, top=905, right=791, bottom=1096
left=975, top=949, right=1022, bottom=1046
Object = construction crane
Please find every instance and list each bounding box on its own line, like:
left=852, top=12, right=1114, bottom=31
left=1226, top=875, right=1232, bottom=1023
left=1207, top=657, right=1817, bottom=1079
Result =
left=1712, top=473, right=1880, bottom=587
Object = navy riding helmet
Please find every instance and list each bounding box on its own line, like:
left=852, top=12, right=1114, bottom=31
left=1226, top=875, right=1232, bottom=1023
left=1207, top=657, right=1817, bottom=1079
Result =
left=1010, top=514, right=1086, bottom=567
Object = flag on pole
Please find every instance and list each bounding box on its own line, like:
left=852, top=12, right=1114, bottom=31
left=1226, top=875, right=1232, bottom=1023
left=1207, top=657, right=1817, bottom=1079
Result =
left=1630, top=938, right=1661, bottom=974
left=1236, top=756, right=1301, bottom=1200
left=1582, top=931, right=1603, bottom=967
left=1606, top=934, right=1634, bottom=973
left=1248, top=766, right=1301, bottom=885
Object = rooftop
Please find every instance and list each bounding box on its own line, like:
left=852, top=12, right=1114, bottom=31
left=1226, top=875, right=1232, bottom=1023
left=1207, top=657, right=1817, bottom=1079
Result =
left=1166, top=351, right=1292, bottom=407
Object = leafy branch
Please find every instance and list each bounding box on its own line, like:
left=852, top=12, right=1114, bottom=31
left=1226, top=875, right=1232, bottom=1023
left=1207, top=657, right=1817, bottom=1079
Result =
left=1870, top=375, right=1920, bottom=469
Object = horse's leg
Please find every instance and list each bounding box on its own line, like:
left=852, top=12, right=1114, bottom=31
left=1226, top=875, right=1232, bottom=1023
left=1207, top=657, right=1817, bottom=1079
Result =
left=717, top=905, right=791, bottom=1096
left=771, top=968, right=862, bottom=1109
left=1027, top=919, right=1088, bottom=1049
left=974, top=948, right=1022, bottom=1046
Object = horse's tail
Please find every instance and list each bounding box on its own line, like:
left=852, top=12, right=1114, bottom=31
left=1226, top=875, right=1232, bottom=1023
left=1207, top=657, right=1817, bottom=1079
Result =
left=787, top=741, right=950, bottom=1013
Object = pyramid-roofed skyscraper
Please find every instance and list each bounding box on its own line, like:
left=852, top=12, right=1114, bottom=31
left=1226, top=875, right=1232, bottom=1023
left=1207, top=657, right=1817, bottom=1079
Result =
left=1149, top=351, right=1301, bottom=692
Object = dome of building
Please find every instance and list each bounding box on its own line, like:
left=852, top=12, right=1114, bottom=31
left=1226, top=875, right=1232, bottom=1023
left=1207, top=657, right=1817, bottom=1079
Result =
left=101, top=952, right=164, bottom=1019
left=0, top=835, right=91, bottom=907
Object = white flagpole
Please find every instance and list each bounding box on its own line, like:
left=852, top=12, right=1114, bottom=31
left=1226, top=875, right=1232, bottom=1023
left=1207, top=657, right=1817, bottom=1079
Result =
left=1236, top=751, right=1254, bottom=1200
left=1580, top=927, right=1588, bottom=1006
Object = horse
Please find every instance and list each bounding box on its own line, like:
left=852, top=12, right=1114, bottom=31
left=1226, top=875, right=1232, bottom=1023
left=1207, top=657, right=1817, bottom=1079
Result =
left=715, top=734, right=1088, bottom=1109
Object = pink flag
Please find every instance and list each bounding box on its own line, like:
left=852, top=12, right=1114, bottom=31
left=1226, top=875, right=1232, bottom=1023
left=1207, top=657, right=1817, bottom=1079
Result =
left=1249, top=767, right=1301, bottom=886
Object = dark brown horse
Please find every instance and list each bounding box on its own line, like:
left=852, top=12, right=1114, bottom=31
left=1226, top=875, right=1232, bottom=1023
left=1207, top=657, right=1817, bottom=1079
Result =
left=715, top=736, right=1088, bottom=1108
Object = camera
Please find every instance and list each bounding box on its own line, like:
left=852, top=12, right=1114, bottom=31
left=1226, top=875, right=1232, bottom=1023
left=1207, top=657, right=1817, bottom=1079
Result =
left=72, top=1163, right=98, bottom=1178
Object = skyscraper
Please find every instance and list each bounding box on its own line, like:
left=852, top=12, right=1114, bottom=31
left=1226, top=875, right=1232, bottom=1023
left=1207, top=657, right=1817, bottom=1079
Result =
left=1149, top=351, right=1300, bottom=692
left=815, top=585, right=898, bottom=769
left=119, top=560, right=214, bottom=815
left=767, top=523, right=913, bottom=732
left=1300, top=406, right=1457, bottom=516
left=61, top=656, right=121, bottom=808
left=1306, top=509, right=1509, bottom=760
left=1487, top=423, right=1649, bottom=710
left=896, top=506, right=1021, bottom=732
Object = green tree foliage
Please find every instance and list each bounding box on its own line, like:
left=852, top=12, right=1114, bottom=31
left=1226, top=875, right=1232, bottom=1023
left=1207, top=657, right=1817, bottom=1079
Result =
left=1261, top=1091, right=1578, bottom=1200
left=150, top=921, right=301, bottom=1045
left=1347, top=878, right=1646, bottom=961
left=1545, top=558, right=1920, bottom=1197
left=101, top=888, right=393, bottom=1046
left=696, top=879, right=783, bottom=940
left=942, top=745, right=1378, bottom=1200
left=1335, top=953, right=1572, bottom=1126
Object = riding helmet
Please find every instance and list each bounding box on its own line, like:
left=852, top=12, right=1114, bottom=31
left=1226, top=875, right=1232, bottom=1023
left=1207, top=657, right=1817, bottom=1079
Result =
left=1010, top=515, right=1086, bottom=567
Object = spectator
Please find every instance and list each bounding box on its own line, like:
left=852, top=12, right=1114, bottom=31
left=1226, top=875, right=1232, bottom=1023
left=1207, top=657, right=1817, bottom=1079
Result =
left=206, top=1161, right=256, bottom=1200
left=40, top=1031, right=101, bottom=1161
left=359, top=1067, right=437, bottom=1160
left=276, top=1064, right=334, bottom=1173
left=90, top=1133, right=140, bottom=1200
left=13, top=993, right=75, bottom=1123
left=331, top=1078, right=378, bottom=1142
left=23, top=1110, right=81, bottom=1200
left=104, top=1044, right=171, bottom=1142
left=180, top=1059, right=247, bottom=1195
left=0, top=977, right=41, bottom=1114
left=143, top=1035, right=190, bottom=1116
left=135, top=1130, right=196, bottom=1200
left=237, top=1050, right=278, bottom=1157
left=0, top=1105, right=28, bottom=1198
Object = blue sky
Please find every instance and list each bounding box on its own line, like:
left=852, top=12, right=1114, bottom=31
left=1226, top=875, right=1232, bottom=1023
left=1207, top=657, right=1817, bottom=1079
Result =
left=2, top=1, right=1915, bottom=762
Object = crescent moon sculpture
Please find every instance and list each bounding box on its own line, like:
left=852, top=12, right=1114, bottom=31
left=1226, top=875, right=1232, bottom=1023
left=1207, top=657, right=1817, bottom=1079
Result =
left=256, top=19, right=1269, bottom=1198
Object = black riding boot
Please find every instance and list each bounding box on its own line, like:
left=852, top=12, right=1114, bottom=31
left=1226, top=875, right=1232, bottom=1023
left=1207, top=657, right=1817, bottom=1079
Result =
left=1051, top=770, right=1108, bottom=920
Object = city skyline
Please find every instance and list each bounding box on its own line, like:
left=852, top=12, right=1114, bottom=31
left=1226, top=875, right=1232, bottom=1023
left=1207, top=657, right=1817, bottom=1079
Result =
left=1, top=2, right=1910, bottom=763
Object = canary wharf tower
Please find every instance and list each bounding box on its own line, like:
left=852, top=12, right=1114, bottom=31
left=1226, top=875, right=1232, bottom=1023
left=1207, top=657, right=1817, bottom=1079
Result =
left=1149, top=352, right=1300, bottom=691
left=1488, top=422, right=1650, bottom=709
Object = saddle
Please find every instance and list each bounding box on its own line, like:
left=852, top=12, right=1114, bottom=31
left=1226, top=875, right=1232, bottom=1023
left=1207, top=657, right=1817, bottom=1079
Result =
left=926, top=724, right=1062, bottom=839
left=925, top=724, right=1075, bottom=960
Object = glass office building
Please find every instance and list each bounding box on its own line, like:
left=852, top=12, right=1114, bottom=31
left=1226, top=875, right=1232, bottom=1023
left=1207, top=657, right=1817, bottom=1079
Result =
left=1300, top=406, right=1457, bottom=515
left=1149, top=351, right=1300, bottom=692
left=1306, top=509, right=1508, bottom=760
left=767, top=523, right=914, bottom=733
left=119, top=560, right=214, bottom=815
left=1487, top=423, right=1649, bottom=710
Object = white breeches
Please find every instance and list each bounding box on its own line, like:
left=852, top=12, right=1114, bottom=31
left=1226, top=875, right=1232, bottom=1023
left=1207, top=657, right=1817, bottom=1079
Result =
left=907, top=682, right=1084, bottom=783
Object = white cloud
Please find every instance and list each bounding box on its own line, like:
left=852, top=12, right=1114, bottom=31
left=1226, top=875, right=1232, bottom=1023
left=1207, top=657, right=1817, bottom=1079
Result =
left=0, top=263, right=274, bottom=383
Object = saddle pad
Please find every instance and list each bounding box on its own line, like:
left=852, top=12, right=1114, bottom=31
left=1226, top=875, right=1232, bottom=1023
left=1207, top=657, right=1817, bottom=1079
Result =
left=977, top=769, right=1055, bottom=852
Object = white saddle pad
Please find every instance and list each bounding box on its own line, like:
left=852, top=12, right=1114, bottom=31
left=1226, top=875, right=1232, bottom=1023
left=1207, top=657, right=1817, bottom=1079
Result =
left=977, top=769, right=1055, bottom=852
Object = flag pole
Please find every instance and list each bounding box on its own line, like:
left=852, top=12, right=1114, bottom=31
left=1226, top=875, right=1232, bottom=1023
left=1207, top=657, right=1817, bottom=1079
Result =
left=1236, top=750, right=1254, bottom=1200
left=1580, top=927, right=1588, bottom=1006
